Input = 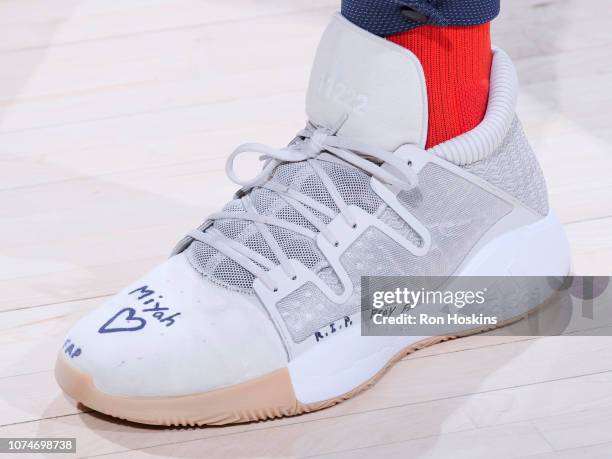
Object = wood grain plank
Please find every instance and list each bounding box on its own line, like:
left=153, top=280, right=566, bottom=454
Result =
left=0, top=10, right=330, bottom=103
left=308, top=423, right=552, bottom=459
left=521, top=441, right=612, bottom=459
left=565, top=218, right=612, bottom=275
left=534, top=403, right=612, bottom=452
left=0, top=1, right=336, bottom=51
left=0, top=296, right=103, bottom=378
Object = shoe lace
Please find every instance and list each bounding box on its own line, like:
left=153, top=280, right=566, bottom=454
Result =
left=188, top=124, right=419, bottom=292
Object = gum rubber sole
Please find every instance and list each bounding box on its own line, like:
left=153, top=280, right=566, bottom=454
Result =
left=55, top=287, right=565, bottom=427
left=55, top=334, right=453, bottom=427
left=55, top=297, right=542, bottom=428
left=55, top=355, right=303, bottom=426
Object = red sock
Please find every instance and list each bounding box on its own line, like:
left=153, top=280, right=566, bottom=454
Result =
left=387, top=23, right=493, bottom=149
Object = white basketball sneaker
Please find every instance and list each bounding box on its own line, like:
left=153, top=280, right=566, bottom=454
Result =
left=56, top=14, right=571, bottom=426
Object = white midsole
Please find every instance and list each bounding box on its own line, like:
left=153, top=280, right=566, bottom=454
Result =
left=288, top=211, right=571, bottom=404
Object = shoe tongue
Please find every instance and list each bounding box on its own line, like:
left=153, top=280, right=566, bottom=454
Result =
left=306, top=14, right=428, bottom=152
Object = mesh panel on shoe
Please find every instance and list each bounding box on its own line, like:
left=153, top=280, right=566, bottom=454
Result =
left=186, top=158, right=384, bottom=293
left=463, top=117, right=549, bottom=216
left=378, top=207, right=423, bottom=247
left=277, top=164, right=512, bottom=342
left=397, top=164, right=513, bottom=275
left=318, top=160, right=384, bottom=214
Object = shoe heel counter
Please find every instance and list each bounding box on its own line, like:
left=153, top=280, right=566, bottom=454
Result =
left=464, top=115, right=550, bottom=216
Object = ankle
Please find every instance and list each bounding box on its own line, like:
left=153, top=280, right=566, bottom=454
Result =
left=387, top=23, right=493, bottom=148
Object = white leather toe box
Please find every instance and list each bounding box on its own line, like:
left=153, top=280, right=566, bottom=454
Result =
left=60, top=253, right=287, bottom=397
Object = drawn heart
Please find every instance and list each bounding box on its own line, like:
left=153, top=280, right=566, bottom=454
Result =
left=98, top=307, right=147, bottom=334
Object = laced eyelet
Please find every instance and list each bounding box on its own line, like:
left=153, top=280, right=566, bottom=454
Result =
left=334, top=241, right=340, bottom=247
left=407, top=160, right=413, bottom=167
left=291, top=275, right=298, bottom=281
left=273, top=288, right=279, bottom=293
left=352, top=223, right=358, bottom=230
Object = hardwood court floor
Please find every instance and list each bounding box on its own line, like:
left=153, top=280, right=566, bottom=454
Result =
left=1, top=0, right=611, bottom=457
